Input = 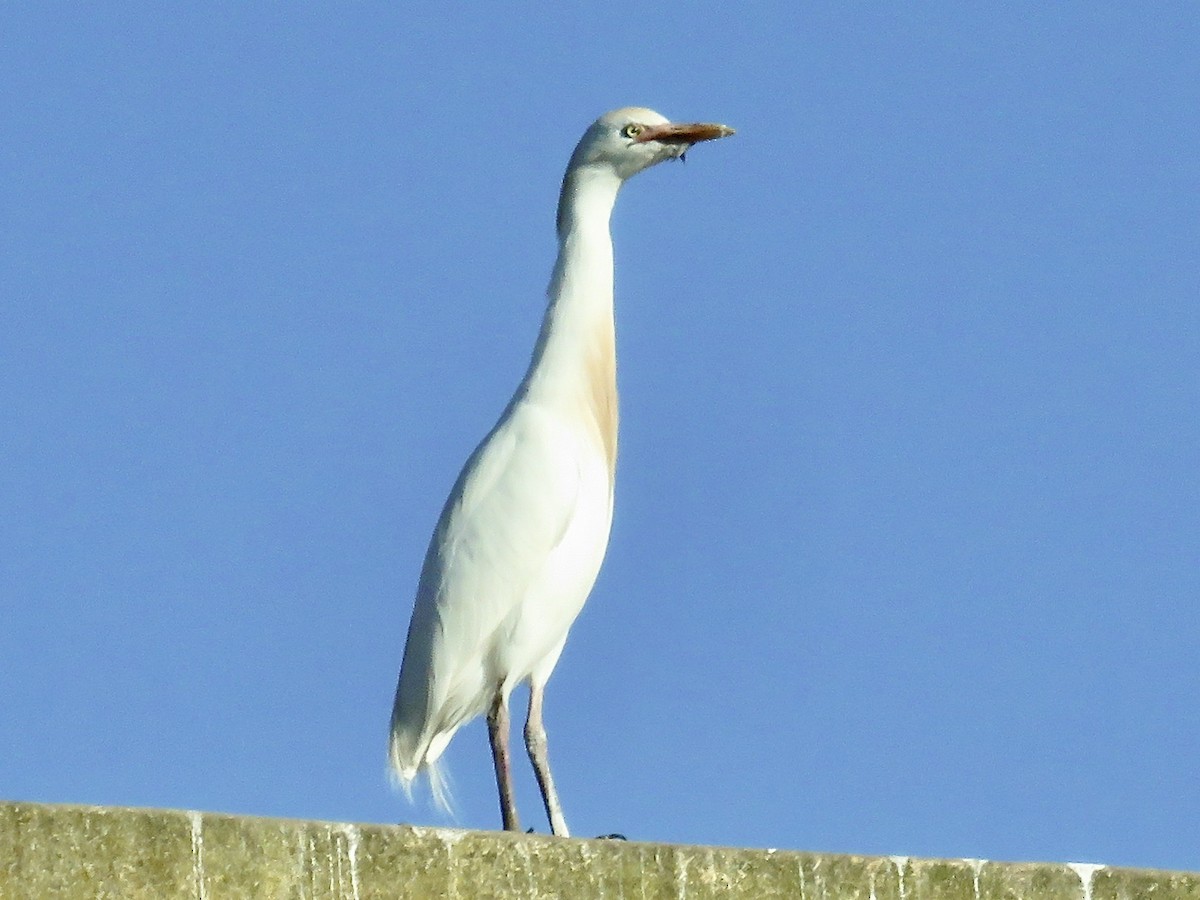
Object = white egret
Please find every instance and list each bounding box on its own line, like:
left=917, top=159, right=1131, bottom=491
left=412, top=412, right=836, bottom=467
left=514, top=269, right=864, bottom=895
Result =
left=389, top=107, right=734, bottom=836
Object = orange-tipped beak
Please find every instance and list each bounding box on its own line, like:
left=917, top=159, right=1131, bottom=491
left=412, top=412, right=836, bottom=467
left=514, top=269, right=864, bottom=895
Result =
left=635, top=122, right=736, bottom=144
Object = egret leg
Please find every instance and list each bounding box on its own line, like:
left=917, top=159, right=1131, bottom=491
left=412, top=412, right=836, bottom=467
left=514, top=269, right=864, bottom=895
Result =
left=487, top=690, right=521, bottom=832
left=525, top=681, right=569, bottom=837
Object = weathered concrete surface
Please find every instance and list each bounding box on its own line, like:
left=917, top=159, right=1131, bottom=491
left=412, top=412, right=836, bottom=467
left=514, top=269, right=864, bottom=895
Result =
left=1, top=800, right=1197, bottom=899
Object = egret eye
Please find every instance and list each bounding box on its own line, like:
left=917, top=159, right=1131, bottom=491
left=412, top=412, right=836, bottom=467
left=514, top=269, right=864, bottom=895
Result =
left=622, top=123, right=644, bottom=139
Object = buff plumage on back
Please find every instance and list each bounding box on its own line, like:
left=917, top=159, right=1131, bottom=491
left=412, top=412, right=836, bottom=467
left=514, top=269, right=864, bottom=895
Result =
left=585, top=315, right=619, bottom=481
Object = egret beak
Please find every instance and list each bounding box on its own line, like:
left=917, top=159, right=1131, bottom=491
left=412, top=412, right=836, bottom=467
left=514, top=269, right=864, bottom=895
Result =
left=635, top=122, right=736, bottom=145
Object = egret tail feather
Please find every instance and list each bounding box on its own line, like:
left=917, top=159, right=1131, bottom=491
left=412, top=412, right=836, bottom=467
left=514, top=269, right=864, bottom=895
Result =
left=388, top=733, right=455, bottom=816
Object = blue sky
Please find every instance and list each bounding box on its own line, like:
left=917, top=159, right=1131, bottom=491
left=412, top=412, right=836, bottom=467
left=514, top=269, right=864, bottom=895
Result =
left=3, top=3, right=1197, bottom=874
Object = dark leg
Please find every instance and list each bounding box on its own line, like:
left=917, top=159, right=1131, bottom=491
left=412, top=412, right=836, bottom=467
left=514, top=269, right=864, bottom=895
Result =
left=487, top=689, right=521, bottom=832
left=525, top=681, right=569, bottom=836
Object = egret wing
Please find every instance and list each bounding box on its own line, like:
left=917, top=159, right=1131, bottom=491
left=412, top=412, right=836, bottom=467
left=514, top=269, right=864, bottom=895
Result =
left=395, top=402, right=582, bottom=731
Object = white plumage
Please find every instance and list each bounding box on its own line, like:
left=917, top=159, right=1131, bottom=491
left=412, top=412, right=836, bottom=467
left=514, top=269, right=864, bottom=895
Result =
left=389, top=107, right=734, bottom=836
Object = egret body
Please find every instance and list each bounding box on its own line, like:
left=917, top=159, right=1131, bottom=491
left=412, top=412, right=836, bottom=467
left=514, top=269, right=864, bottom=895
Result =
left=389, top=107, right=734, bottom=836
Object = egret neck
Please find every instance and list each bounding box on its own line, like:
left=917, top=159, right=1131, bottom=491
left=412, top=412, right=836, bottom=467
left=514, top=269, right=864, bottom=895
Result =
left=524, top=163, right=623, bottom=481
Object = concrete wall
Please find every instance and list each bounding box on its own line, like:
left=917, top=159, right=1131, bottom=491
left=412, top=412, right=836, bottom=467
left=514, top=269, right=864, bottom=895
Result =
left=1, top=800, right=1196, bottom=899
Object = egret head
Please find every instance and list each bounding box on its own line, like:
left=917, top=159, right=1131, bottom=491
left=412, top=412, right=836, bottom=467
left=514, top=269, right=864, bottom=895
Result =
left=568, top=107, right=735, bottom=181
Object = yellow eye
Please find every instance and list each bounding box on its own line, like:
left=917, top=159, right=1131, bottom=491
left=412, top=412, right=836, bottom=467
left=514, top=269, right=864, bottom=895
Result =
left=622, top=123, right=643, bottom=139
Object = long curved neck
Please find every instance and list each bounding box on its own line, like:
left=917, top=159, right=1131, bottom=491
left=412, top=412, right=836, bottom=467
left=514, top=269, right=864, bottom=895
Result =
left=522, top=163, right=623, bottom=479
